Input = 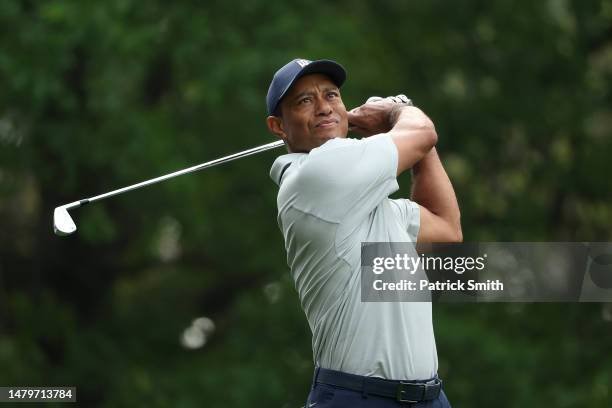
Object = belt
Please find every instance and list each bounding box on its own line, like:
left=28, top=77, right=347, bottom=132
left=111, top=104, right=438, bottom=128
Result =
left=314, top=367, right=442, bottom=404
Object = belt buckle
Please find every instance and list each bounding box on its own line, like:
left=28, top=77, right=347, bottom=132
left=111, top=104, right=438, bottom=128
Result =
left=396, top=382, right=423, bottom=404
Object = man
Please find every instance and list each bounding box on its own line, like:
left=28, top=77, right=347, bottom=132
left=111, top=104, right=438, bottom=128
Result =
left=266, top=58, right=461, bottom=407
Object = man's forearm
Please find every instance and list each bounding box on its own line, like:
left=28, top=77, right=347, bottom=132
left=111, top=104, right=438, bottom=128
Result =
left=411, top=148, right=461, bottom=236
left=389, top=106, right=438, bottom=174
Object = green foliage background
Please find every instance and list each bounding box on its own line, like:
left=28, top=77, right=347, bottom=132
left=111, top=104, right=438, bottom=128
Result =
left=1, top=1, right=611, bottom=406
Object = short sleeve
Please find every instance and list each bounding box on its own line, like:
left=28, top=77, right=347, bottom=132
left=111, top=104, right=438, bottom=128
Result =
left=293, top=134, right=399, bottom=223
left=389, top=198, right=421, bottom=242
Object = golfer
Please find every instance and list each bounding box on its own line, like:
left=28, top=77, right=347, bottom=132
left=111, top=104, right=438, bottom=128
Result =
left=266, top=59, right=461, bottom=407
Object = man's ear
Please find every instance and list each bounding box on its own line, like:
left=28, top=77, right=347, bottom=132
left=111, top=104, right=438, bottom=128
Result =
left=266, top=116, right=287, bottom=141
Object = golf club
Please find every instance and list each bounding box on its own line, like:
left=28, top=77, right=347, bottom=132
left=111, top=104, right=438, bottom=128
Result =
left=53, top=139, right=285, bottom=236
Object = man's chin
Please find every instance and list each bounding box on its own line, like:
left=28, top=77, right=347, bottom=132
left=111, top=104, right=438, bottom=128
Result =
left=319, top=132, right=347, bottom=141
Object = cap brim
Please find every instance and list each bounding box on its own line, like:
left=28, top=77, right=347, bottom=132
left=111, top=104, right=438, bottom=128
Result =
left=296, top=60, right=346, bottom=88
left=275, top=60, right=346, bottom=114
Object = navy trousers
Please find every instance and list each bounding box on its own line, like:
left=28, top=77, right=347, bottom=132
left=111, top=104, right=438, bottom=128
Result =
left=305, top=377, right=452, bottom=408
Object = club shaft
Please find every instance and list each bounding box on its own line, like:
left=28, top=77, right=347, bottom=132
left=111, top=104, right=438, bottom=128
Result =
left=86, top=140, right=285, bottom=204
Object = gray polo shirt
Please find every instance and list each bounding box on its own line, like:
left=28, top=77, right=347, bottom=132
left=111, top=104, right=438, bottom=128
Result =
left=270, top=133, right=438, bottom=380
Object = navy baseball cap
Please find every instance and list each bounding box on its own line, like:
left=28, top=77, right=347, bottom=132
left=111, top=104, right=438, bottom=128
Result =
left=266, top=58, right=346, bottom=116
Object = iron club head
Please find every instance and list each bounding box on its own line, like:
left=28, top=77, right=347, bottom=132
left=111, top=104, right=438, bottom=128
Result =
left=53, top=206, right=76, bottom=236
left=53, top=201, right=84, bottom=236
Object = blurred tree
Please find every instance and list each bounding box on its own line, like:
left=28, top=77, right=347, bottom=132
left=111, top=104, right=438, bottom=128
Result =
left=0, top=0, right=610, bottom=406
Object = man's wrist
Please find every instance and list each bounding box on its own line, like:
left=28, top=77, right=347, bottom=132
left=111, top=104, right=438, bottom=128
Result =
left=388, top=105, right=405, bottom=128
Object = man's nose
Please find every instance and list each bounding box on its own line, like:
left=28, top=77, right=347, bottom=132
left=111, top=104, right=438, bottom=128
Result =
left=315, top=96, right=332, bottom=116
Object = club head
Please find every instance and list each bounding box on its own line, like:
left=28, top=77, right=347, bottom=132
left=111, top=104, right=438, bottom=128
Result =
left=53, top=205, right=77, bottom=236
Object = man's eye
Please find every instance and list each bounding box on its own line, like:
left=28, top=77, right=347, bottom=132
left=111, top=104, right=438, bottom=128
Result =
left=298, top=97, right=311, bottom=105
left=327, top=92, right=339, bottom=99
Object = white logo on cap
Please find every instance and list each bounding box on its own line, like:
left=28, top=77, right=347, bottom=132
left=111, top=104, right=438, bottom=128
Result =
left=295, top=59, right=311, bottom=68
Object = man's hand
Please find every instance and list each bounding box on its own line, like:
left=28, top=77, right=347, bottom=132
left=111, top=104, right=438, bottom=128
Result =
left=347, top=94, right=413, bottom=137
left=348, top=93, right=437, bottom=174
left=365, top=95, right=413, bottom=105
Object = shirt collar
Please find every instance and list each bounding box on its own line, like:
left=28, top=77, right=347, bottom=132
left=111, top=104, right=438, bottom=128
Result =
left=270, top=153, right=305, bottom=186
